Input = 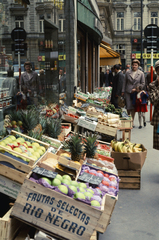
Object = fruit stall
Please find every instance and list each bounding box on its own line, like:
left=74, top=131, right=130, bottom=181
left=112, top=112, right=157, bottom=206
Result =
left=0, top=91, right=147, bottom=240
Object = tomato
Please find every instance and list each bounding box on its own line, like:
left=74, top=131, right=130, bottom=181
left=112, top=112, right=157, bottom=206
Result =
left=102, top=180, right=109, bottom=186
left=104, top=173, right=110, bottom=178
left=84, top=170, right=89, bottom=173
left=97, top=170, right=104, bottom=176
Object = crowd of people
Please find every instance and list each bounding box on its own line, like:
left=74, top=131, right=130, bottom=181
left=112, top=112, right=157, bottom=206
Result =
left=100, top=59, right=159, bottom=132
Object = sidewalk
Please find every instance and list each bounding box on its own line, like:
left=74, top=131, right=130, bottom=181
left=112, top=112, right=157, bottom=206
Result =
left=99, top=108, right=159, bottom=240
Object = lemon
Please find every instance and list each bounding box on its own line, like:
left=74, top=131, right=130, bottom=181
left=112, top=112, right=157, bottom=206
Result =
left=31, top=155, right=38, bottom=161
left=25, top=141, right=32, bottom=146
left=39, top=146, right=46, bottom=153
left=32, top=142, right=40, bottom=148
left=17, top=137, right=25, bottom=143
left=8, top=135, right=16, bottom=141
left=32, top=145, right=37, bottom=151
left=28, top=148, right=34, bottom=153
left=14, top=147, right=23, bottom=153
left=37, top=149, right=44, bottom=156
left=32, top=152, right=40, bottom=159
left=3, top=138, right=12, bottom=144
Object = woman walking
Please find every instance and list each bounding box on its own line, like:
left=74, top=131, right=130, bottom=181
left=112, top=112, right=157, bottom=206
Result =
left=149, top=60, right=159, bottom=150
left=122, top=59, right=145, bottom=126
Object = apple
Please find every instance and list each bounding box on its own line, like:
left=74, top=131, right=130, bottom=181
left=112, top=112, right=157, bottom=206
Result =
left=52, top=178, right=61, bottom=186
left=55, top=174, right=63, bottom=181
left=84, top=169, right=89, bottom=173
left=70, top=180, right=79, bottom=187
left=101, top=180, right=109, bottom=187
left=78, top=182, right=87, bottom=188
left=61, top=179, right=70, bottom=185
left=84, top=192, right=93, bottom=200
left=62, top=175, right=71, bottom=181
left=97, top=170, right=104, bottom=176
left=58, top=185, right=68, bottom=195
left=41, top=177, right=52, bottom=185
left=87, top=188, right=94, bottom=194
left=74, top=192, right=85, bottom=200
left=104, top=173, right=110, bottom=178
left=69, top=185, right=77, bottom=192
left=78, top=187, right=86, bottom=193
left=91, top=200, right=101, bottom=207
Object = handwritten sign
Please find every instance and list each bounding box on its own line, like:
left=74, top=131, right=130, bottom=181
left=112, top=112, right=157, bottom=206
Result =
left=32, top=166, right=57, bottom=179
left=78, top=172, right=103, bottom=185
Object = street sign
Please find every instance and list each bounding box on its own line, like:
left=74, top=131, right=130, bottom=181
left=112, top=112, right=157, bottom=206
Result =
left=11, top=27, right=27, bottom=42
left=144, top=24, right=159, bottom=38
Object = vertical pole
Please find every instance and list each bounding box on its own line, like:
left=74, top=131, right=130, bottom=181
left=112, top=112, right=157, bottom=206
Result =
left=18, top=51, right=21, bottom=92
left=140, top=0, right=143, bottom=68
left=150, top=48, right=153, bottom=121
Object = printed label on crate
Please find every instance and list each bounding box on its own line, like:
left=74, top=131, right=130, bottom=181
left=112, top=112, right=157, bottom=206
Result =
left=77, top=118, right=97, bottom=131
left=32, top=166, right=57, bottom=179
left=68, top=106, right=77, bottom=115
left=0, top=175, right=21, bottom=199
left=61, top=106, right=68, bottom=114
left=78, top=172, right=103, bottom=185
left=12, top=180, right=100, bottom=240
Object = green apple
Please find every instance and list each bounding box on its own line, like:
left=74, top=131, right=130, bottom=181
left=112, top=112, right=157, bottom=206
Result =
left=78, top=187, right=86, bottom=193
left=52, top=178, right=61, bottom=186
left=17, top=137, right=25, bottom=143
left=61, top=179, right=70, bottom=185
left=62, top=175, right=71, bottom=181
left=58, top=185, right=68, bottom=195
left=87, top=189, right=94, bottom=194
left=78, top=182, right=87, bottom=188
left=84, top=192, right=93, bottom=200
left=32, top=142, right=40, bottom=148
left=91, top=200, right=101, bottom=207
left=55, top=174, right=63, bottom=181
left=41, top=177, right=52, bottom=185
left=70, top=181, right=79, bottom=187
left=74, top=192, right=85, bottom=200
left=8, top=135, right=16, bottom=141
left=14, top=147, right=23, bottom=153
left=69, top=185, right=77, bottom=192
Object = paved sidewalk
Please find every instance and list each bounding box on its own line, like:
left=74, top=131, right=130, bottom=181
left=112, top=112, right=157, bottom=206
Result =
left=99, top=108, right=159, bottom=240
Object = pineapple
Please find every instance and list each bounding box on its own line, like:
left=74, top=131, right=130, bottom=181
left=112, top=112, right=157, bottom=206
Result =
left=39, top=116, right=48, bottom=133
left=46, top=118, right=62, bottom=139
left=84, top=133, right=98, bottom=158
left=65, top=134, right=84, bottom=162
left=20, top=110, right=39, bottom=132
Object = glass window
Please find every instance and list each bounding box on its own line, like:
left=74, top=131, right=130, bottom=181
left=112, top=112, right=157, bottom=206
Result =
left=114, top=44, right=125, bottom=55
left=15, top=16, right=24, bottom=28
left=134, top=12, right=141, bottom=30
left=117, top=12, right=124, bottom=30
left=47, top=13, right=51, bottom=19
left=151, top=12, right=158, bottom=25
left=39, top=14, right=44, bottom=33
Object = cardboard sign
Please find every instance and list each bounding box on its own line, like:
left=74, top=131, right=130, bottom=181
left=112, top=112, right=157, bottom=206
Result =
left=0, top=175, right=21, bottom=199
left=78, top=172, right=103, bottom=185
left=32, top=166, right=57, bottom=179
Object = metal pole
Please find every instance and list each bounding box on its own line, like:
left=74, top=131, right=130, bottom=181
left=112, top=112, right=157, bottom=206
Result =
left=150, top=48, right=153, bottom=121
left=140, top=0, right=143, bottom=68
left=18, top=51, right=21, bottom=92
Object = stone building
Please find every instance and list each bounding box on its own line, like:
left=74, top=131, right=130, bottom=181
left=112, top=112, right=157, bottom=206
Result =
left=111, top=0, right=159, bottom=70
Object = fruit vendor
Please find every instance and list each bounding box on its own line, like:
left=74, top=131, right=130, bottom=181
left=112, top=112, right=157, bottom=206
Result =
left=149, top=60, right=159, bottom=150
left=20, top=61, right=39, bottom=105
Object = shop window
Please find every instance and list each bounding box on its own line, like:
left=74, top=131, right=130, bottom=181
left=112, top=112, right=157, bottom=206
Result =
left=114, top=44, right=125, bottom=55
left=39, top=14, right=44, bottom=33
left=151, top=12, right=158, bottom=25
left=15, top=16, right=24, bottom=28
left=134, top=12, right=141, bottom=30
left=116, top=12, right=124, bottom=30
left=59, top=19, right=65, bottom=32
left=47, top=13, right=51, bottom=19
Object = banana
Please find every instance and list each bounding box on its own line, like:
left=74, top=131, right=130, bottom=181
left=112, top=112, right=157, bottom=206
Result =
left=122, top=144, right=128, bottom=153
left=127, top=146, right=133, bottom=153
left=135, top=143, right=141, bottom=148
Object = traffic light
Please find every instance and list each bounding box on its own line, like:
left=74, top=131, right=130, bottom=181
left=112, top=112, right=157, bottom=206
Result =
left=12, top=43, right=27, bottom=56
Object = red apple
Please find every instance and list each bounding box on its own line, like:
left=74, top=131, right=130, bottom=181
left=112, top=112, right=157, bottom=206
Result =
left=102, top=180, right=110, bottom=187
left=84, top=170, right=89, bottom=173
left=97, top=170, right=104, bottom=176
left=104, top=173, right=110, bottom=178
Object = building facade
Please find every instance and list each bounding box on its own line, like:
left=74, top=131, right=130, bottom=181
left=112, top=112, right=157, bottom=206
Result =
left=111, top=0, right=159, bottom=70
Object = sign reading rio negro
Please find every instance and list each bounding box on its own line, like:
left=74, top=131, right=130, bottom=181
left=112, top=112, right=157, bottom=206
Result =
left=22, top=191, right=90, bottom=237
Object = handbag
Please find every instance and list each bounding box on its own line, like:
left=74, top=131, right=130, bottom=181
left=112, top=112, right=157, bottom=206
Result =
left=156, top=123, right=159, bottom=134
left=118, top=96, right=126, bottom=108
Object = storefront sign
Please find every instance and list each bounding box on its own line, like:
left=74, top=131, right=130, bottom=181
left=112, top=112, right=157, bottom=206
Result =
left=132, top=53, right=159, bottom=59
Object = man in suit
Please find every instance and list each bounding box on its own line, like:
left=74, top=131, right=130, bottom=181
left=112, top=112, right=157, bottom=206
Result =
left=111, top=64, right=124, bottom=108
left=20, top=61, right=39, bottom=105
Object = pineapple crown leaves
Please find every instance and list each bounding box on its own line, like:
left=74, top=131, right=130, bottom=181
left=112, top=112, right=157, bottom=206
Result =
left=83, top=133, right=98, bottom=158
left=46, top=118, right=62, bottom=139
left=66, top=134, right=84, bottom=155
left=20, top=109, right=39, bottom=132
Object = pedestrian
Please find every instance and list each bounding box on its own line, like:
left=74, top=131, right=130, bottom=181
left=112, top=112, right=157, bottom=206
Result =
left=122, top=59, right=145, bottom=126
left=1, top=69, right=17, bottom=104
left=104, top=69, right=110, bottom=87
left=111, top=64, right=124, bottom=108
left=145, top=68, right=157, bottom=92
left=131, top=84, right=148, bottom=129
left=109, top=66, right=115, bottom=87
left=100, top=67, right=104, bottom=87
left=149, top=60, right=159, bottom=150
left=20, top=61, right=39, bottom=105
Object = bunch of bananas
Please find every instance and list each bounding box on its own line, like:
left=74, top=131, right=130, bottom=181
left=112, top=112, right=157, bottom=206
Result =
left=111, top=140, right=143, bottom=153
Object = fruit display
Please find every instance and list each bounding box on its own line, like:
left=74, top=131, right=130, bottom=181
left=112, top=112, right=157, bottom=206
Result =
left=111, top=139, right=144, bottom=153
left=41, top=104, right=60, bottom=119
left=97, top=112, right=121, bottom=128
left=29, top=171, right=112, bottom=209
left=79, top=165, right=119, bottom=197
left=0, top=135, right=47, bottom=162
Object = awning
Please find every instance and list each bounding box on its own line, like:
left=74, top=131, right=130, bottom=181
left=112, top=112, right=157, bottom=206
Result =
left=100, top=43, right=121, bottom=66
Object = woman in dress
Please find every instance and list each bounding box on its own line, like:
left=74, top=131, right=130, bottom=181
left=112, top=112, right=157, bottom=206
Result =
left=122, top=59, right=145, bottom=125
left=149, top=60, right=159, bottom=150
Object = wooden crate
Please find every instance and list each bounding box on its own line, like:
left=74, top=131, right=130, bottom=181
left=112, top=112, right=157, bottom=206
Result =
left=11, top=177, right=107, bottom=240
left=120, top=118, right=133, bottom=129
left=42, top=135, right=62, bottom=151
left=0, top=207, right=24, bottom=240
left=0, top=130, right=49, bottom=184
left=61, top=123, right=72, bottom=136
left=118, top=170, right=141, bottom=189
left=90, top=231, right=97, bottom=240
left=61, top=114, right=79, bottom=124
left=96, top=122, right=117, bottom=137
